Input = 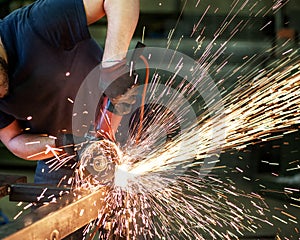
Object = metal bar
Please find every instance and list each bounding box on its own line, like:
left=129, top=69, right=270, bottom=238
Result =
left=0, top=187, right=108, bottom=240
left=8, top=183, right=71, bottom=202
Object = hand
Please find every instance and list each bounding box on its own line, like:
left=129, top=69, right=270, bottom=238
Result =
left=55, top=133, right=89, bottom=158
left=99, top=59, right=139, bottom=115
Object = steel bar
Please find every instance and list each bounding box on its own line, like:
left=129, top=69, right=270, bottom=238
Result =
left=8, top=183, right=71, bottom=203
left=0, top=187, right=108, bottom=240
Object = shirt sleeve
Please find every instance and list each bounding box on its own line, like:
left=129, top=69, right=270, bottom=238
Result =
left=0, top=110, right=15, bottom=129
left=28, top=0, right=91, bottom=49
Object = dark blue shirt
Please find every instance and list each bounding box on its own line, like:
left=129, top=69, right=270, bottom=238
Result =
left=0, top=0, right=103, bottom=135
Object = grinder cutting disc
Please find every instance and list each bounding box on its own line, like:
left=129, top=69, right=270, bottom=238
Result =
left=79, top=139, right=121, bottom=184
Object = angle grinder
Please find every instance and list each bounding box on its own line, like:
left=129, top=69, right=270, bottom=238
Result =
left=78, top=42, right=146, bottom=185
left=79, top=138, right=122, bottom=185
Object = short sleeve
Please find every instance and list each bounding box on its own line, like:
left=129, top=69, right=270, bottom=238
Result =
left=29, top=0, right=90, bottom=49
left=0, top=110, right=15, bottom=129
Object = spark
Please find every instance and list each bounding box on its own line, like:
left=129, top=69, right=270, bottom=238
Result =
left=259, top=20, right=272, bottom=31
left=31, top=1, right=300, bottom=239
left=282, top=48, right=294, bottom=56
left=272, top=215, right=288, bottom=224
left=281, top=211, right=297, bottom=220
left=190, top=5, right=210, bottom=37
left=76, top=56, right=300, bottom=238
left=67, top=97, right=74, bottom=103
left=80, top=209, right=85, bottom=216
left=25, top=141, right=40, bottom=145
left=290, top=203, right=300, bottom=209
left=103, top=60, right=298, bottom=238
left=23, top=203, right=33, bottom=210
left=142, top=26, right=146, bottom=44
left=13, top=211, right=23, bottom=220
left=36, top=188, right=48, bottom=202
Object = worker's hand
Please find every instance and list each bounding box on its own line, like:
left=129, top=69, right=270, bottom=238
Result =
left=99, top=59, right=138, bottom=115
left=55, top=133, right=89, bottom=158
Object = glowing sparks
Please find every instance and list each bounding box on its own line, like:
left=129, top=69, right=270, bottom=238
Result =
left=80, top=53, right=300, bottom=238
left=13, top=211, right=23, bottom=220
left=25, top=141, right=40, bottom=145
left=27, top=1, right=300, bottom=239
left=67, top=97, right=74, bottom=103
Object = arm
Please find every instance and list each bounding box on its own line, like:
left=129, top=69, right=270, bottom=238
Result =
left=0, top=120, right=58, bottom=161
left=83, top=0, right=140, bottom=66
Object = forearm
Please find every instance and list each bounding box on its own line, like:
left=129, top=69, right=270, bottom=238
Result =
left=102, top=0, right=139, bottom=65
left=6, top=134, right=59, bottom=161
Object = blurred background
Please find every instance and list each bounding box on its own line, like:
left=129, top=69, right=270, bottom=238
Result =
left=0, top=0, right=300, bottom=238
